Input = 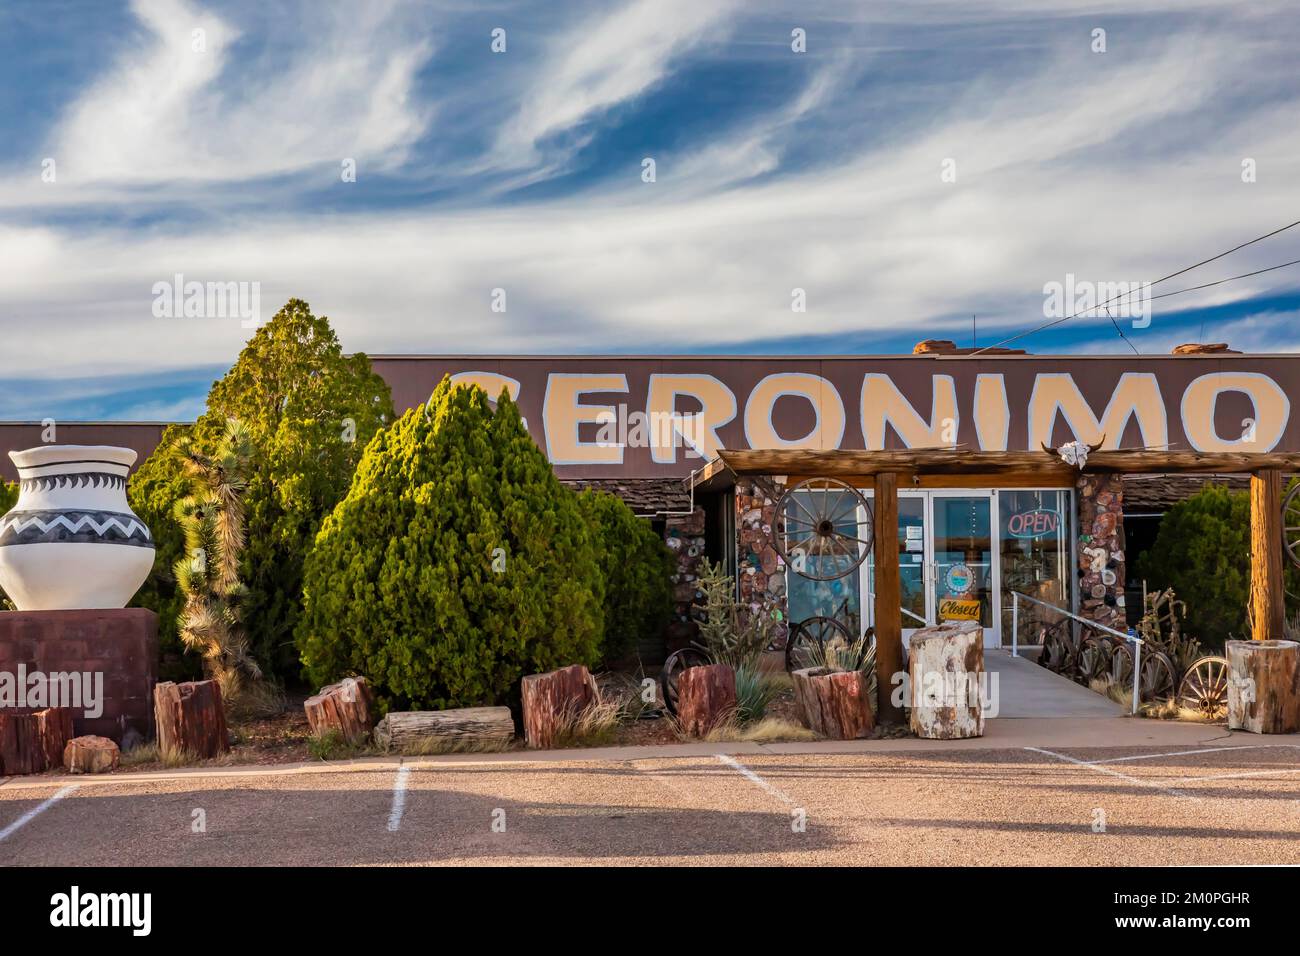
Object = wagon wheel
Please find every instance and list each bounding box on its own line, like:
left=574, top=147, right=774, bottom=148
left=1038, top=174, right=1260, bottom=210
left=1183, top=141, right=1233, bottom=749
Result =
left=1139, top=650, right=1177, bottom=702
left=1076, top=635, right=1114, bottom=686
left=786, top=615, right=854, bottom=671
left=1109, top=640, right=1135, bottom=689
left=1037, top=620, right=1074, bottom=674
left=1177, top=655, right=1230, bottom=719
left=775, top=477, right=872, bottom=581
left=1284, top=482, right=1300, bottom=569
left=658, top=646, right=710, bottom=718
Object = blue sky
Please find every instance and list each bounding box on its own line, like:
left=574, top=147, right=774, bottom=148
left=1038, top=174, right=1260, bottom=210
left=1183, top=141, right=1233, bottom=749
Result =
left=1, top=0, right=1298, bottom=421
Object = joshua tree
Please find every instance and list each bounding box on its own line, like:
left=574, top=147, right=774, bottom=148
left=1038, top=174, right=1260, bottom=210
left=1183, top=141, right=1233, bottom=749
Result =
left=172, top=418, right=263, bottom=704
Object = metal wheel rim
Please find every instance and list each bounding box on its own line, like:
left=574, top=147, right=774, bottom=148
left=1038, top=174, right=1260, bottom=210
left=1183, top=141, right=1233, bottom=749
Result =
left=1284, top=482, right=1300, bottom=569
left=775, top=477, right=872, bottom=581
left=1177, top=655, right=1230, bottom=718
left=786, top=615, right=853, bottom=671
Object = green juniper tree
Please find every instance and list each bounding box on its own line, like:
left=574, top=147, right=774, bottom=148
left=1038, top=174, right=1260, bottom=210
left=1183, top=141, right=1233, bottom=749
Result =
left=297, top=378, right=604, bottom=710
left=129, top=299, right=393, bottom=680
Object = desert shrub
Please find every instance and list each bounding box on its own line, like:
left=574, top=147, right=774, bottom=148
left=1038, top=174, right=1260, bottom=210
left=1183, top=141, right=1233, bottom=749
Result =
left=734, top=664, right=782, bottom=723
left=577, top=489, right=673, bottom=663
left=297, top=378, right=604, bottom=710
left=694, top=558, right=781, bottom=668
left=1137, top=482, right=1300, bottom=648
left=129, top=299, right=393, bottom=680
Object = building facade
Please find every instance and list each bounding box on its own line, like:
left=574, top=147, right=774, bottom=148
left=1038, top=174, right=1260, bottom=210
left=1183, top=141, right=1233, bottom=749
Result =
left=2, top=347, right=1295, bottom=658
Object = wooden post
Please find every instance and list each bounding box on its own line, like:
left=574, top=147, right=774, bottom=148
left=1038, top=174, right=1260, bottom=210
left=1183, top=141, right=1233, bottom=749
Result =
left=873, top=471, right=904, bottom=723
left=1250, top=469, right=1285, bottom=642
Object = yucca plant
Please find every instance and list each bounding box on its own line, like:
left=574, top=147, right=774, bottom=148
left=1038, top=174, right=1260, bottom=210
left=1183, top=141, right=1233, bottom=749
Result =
left=799, top=634, right=878, bottom=702
left=172, top=418, right=264, bottom=708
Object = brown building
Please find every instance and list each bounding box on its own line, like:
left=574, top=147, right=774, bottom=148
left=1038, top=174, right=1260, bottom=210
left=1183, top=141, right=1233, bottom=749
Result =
left=2, top=343, right=1292, bottom=656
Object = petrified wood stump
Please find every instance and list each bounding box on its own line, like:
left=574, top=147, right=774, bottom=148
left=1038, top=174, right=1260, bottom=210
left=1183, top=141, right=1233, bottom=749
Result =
left=521, top=664, right=598, bottom=749
left=792, top=667, right=875, bottom=739
left=1226, top=639, right=1300, bottom=734
left=304, top=676, right=376, bottom=744
left=676, top=664, right=736, bottom=738
left=64, top=735, right=120, bottom=774
left=908, top=620, right=984, bottom=739
left=374, top=708, right=515, bottom=754
left=0, top=707, right=75, bottom=775
left=153, top=680, right=229, bottom=760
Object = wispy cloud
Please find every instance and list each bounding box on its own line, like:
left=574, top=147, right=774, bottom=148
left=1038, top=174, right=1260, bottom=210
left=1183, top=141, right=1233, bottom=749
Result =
left=2, top=0, right=1299, bottom=419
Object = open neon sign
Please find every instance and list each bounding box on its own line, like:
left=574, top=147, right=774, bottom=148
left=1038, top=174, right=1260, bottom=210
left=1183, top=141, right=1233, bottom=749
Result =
left=1006, top=508, right=1060, bottom=539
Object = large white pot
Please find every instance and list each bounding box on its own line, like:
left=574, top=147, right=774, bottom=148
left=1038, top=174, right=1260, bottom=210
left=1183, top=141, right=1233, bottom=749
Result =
left=0, top=445, right=155, bottom=610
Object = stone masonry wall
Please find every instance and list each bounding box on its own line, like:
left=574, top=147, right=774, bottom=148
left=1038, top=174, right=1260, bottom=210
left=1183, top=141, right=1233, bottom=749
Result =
left=1076, top=473, right=1126, bottom=631
left=735, top=479, right=789, bottom=646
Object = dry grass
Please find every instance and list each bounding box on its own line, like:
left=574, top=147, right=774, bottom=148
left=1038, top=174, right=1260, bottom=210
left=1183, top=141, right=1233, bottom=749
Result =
left=549, top=696, right=624, bottom=749
left=1088, top=677, right=1135, bottom=711
left=704, top=715, right=817, bottom=743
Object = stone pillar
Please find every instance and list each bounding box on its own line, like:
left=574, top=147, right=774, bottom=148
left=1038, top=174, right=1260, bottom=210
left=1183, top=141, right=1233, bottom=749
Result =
left=664, top=507, right=706, bottom=654
left=735, top=479, right=788, bottom=640
left=1076, top=474, right=1126, bottom=630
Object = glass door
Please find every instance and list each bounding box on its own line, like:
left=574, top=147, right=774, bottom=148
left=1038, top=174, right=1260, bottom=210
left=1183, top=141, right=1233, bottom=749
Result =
left=861, top=491, right=932, bottom=643
left=929, top=491, right=999, bottom=646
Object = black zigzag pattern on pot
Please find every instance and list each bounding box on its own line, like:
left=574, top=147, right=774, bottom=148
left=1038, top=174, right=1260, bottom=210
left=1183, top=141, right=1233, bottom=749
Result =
left=19, top=472, right=127, bottom=492
left=0, top=510, right=154, bottom=548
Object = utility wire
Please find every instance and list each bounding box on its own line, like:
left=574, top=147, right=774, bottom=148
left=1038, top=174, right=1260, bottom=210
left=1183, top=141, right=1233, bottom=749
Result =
left=970, top=218, right=1300, bottom=355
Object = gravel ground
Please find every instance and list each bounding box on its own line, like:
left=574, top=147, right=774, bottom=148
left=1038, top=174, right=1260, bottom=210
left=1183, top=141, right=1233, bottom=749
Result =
left=4, top=742, right=1299, bottom=866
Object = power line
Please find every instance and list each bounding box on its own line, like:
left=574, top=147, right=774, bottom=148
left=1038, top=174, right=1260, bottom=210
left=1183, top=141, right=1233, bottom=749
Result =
left=970, top=218, right=1300, bottom=355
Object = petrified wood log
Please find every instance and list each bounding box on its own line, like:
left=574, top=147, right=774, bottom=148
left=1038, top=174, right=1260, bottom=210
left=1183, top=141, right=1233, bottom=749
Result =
left=908, top=620, right=984, bottom=739
left=374, top=708, right=514, bottom=754
left=676, top=664, right=736, bottom=738
left=1226, top=639, right=1300, bottom=734
left=0, top=707, right=76, bottom=775
left=63, top=735, right=120, bottom=774
left=792, top=667, right=875, bottom=739
left=521, top=664, right=598, bottom=749
left=153, top=680, right=229, bottom=760
left=304, top=676, right=376, bottom=744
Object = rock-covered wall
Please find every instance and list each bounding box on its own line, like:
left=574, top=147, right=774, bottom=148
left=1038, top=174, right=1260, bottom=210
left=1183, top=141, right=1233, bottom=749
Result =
left=1076, top=473, right=1126, bottom=631
left=735, top=479, right=789, bottom=646
left=663, top=507, right=706, bottom=655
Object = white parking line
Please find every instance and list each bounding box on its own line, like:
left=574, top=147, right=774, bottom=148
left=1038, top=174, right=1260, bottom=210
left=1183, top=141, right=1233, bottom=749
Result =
left=716, top=754, right=796, bottom=806
left=1025, top=747, right=1195, bottom=800
left=1090, top=744, right=1300, bottom=765
left=386, top=766, right=410, bottom=832
left=0, top=784, right=79, bottom=842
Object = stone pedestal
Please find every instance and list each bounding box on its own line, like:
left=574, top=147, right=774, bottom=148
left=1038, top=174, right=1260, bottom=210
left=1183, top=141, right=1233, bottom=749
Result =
left=0, top=608, right=158, bottom=744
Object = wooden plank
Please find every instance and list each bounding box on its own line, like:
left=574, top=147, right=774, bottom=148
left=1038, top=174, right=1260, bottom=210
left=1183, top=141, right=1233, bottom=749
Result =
left=1250, top=469, right=1285, bottom=642
left=873, top=471, right=905, bottom=724
left=704, top=448, right=1300, bottom=481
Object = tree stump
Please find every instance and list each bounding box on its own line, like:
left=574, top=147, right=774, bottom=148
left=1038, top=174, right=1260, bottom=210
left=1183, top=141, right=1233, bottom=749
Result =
left=64, top=735, right=120, bottom=774
left=792, top=667, right=875, bottom=739
left=521, top=664, right=598, bottom=749
left=374, top=708, right=514, bottom=754
left=676, top=664, right=736, bottom=738
left=908, top=620, right=985, bottom=739
left=1226, top=639, right=1300, bottom=734
left=304, top=677, right=376, bottom=744
left=0, top=707, right=75, bottom=775
left=153, top=680, right=229, bottom=760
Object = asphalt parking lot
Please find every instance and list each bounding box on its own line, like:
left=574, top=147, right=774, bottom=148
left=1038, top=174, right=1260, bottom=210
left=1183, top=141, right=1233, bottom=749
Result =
left=3, top=741, right=1299, bottom=866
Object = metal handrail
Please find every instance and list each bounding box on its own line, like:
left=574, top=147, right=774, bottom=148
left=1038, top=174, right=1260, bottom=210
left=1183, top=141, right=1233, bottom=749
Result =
left=1010, top=590, right=1143, bottom=715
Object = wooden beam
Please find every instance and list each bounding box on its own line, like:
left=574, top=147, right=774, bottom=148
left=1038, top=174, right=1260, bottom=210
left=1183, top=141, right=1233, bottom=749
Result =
left=873, top=471, right=905, bottom=724
left=701, top=448, right=1300, bottom=483
left=1250, top=469, right=1286, bottom=642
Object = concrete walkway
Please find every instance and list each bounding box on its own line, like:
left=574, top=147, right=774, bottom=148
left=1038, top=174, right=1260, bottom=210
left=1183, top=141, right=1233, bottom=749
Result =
left=985, top=647, right=1123, bottom=718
